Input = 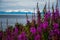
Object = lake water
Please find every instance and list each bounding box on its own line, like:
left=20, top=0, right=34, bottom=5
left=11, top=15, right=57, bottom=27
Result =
left=0, top=12, right=43, bottom=31
left=0, top=15, right=34, bottom=31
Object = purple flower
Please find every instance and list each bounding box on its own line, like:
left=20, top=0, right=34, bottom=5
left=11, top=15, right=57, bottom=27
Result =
left=59, top=31, right=60, bottom=35
left=42, top=21, right=48, bottom=30
left=48, top=30, right=54, bottom=40
left=6, top=28, right=12, bottom=36
left=6, top=35, right=11, bottom=40
left=54, top=13, right=58, bottom=19
left=53, top=23, right=59, bottom=29
left=34, top=34, right=41, bottom=40
left=39, top=23, right=43, bottom=28
left=44, top=13, right=51, bottom=21
left=11, top=27, right=18, bottom=40
left=54, top=29, right=59, bottom=35
left=14, top=27, right=18, bottom=35
left=55, top=9, right=59, bottom=17
left=0, top=31, right=2, bottom=38
left=18, top=32, right=28, bottom=40
left=37, top=26, right=42, bottom=33
left=49, top=30, right=54, bottom=36
left=30, top=27, right=36, bottom=35
left=49, top=29, right=59, bottom=37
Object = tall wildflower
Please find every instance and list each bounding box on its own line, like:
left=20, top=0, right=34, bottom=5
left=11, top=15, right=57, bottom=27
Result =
left=34, top=34, right=41, bottom=40
left=53, top=23, right=59, bottom=29
left=37, top=23, right=43, bottom=33
left=52, top=3, right=55, bottom=22
left=26, top=13, right=29, bottom=24
left=36, top=2, right=41, bottom=26
left=14, top=27, right=18, bottom=35
left=44, top=0, right=51, bottom=21
left=37, top=26, right=42, bottom=33
left=43, top=3, right=47, bottom=14
left=48, top=30, right=55, bottom=40
left=0, top=31, right=2, bottom=40
left=31, top=9, right=36, bottom=27
left=12, top=27, right=18, bottom=40
left=44, top=13, right=51, bottom=21
left=55, top=0, right=59, bottom=18
left=42, top=21, right=48, bottom=30
left=26, top=13, right=30, bottom=27
left=30, top=27, right=36, bottom=35
left=18, top=32, right=28, bottom=40
left=43, top=3, right=47, bottom=21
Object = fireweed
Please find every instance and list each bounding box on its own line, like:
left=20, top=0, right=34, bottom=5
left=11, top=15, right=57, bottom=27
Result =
left=1, top=0, right=60, bottom=40
left=0, top=31, right=2, bottom=40
left=53, top=23, right=59, bottom=29
left=42, top=21, right=48, bottom=30
left=30, top=27, right=36, bottom=35
left=37, top=26, right=42, bottom=33
left=18, top=32, right=28, bottom=40
left=34, top=34, right=41, bottom=40
left=44, top=12, right=51, bottom=21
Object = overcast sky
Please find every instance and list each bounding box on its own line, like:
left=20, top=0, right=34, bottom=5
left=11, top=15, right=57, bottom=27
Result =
left=0, top=0, right=60, bottom=12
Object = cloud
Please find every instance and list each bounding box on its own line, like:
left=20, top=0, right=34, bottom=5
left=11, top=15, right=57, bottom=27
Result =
left=0, top=0, right=59, bottom=12
left=4, top=8, right=43, bottom=14
left=5, top=9, right=34, bottom=12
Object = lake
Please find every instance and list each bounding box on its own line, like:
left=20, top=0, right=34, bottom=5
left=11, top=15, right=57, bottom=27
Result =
left=0, top=12, right=43, bottom=31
